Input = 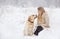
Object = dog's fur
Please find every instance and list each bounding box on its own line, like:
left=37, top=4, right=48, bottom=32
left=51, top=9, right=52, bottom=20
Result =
left=24, top=15, right=37, bottom=36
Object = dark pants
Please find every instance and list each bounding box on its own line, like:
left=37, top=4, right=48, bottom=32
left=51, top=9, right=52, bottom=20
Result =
left=34, top=26, right=43, bottom=36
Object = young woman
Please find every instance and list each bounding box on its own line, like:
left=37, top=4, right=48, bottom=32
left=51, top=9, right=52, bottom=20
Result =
left=34, top=7, right=50, bottom=36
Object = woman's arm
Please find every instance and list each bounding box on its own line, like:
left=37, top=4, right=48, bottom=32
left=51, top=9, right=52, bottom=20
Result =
left=41, top=13, right=50, bottom=28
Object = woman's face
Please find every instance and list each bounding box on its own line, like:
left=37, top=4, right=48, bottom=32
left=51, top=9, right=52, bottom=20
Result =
left=38, top=10, right=43, bottom=15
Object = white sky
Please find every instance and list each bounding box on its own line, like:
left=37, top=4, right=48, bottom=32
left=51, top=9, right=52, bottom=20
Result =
left=0, top=0, right=60, bottom=7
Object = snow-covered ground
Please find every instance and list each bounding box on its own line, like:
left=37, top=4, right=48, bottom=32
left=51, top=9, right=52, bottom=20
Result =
left=0, top=6, right=60, bottom=39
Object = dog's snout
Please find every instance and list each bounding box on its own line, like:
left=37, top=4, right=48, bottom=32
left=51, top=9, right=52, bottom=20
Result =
left=35, top=15, right=37, bottom=17
left=34, top=15, right=37, bottom=19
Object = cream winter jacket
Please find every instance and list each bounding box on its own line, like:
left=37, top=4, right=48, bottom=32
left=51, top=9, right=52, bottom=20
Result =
left=37, top=12, right=49, bottom=28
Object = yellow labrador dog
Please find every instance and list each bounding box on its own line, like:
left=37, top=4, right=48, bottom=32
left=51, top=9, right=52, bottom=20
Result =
left=24, top=15, right=37, bottom=36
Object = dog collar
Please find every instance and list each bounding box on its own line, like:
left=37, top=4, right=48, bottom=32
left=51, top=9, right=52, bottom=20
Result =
left=28, top=20, right=33, bottom=23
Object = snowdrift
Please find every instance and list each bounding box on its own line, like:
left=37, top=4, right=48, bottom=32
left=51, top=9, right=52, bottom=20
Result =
left=0, top=6, right=60, bottom=39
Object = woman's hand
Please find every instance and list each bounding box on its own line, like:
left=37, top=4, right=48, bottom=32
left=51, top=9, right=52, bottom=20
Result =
left=41, top=23, right=50, bottom=28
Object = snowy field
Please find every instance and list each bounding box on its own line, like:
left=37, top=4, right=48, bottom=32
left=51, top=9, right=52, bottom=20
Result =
left=0, top=6, right=60, bottom=39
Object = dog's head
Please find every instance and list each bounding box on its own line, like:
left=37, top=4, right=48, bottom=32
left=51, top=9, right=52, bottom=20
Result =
left=28, top=15, right=37, bottom=23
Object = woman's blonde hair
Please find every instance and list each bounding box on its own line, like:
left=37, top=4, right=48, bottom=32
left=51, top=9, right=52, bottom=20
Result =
left=38, top=7, right=45, bottom=14
left=37, top=7, right=45, bottom=22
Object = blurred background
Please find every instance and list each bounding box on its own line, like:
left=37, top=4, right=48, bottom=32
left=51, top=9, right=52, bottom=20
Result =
left=0, top=0, right=60, bottom=8
left=0, top=0, right=60, bottom=39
